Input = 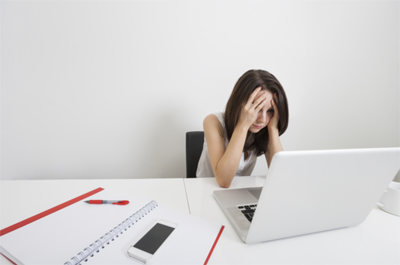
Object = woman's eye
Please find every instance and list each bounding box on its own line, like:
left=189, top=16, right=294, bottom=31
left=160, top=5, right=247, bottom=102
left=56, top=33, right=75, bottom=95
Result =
left=267, top=109, right=274, bottom=114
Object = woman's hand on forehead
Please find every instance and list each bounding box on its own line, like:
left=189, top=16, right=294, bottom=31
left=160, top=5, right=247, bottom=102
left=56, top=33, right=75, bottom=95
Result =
left=253, top=89, right=273, bottom=109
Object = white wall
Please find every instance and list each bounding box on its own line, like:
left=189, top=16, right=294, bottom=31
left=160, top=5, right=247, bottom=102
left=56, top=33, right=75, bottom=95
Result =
left=1, top=1, right=399, bottom=180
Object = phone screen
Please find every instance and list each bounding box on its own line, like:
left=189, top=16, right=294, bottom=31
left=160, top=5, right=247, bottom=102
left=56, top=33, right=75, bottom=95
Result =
left=134, top=223, right=175, bottom=254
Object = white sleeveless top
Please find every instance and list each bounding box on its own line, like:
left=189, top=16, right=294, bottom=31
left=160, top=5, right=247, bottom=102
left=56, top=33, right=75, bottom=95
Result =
left=196, top=112, right=257, bottom=178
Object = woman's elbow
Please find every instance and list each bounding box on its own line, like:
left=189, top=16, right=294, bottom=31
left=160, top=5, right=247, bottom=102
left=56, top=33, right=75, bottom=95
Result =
left=218, top=181, right=231, bottom=188
left=215, top=174, right=233, bottom=188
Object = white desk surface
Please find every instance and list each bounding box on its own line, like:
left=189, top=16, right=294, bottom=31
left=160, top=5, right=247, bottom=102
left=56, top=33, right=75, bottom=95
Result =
left=0, top=178, right=188, bottom=265
left=1, top=177, right=399, bottom=265
left=184, top=176, right=400, bottom=265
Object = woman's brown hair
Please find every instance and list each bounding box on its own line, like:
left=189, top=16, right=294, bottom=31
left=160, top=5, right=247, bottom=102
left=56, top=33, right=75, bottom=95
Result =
left=224, top=69, right=289, bottom=158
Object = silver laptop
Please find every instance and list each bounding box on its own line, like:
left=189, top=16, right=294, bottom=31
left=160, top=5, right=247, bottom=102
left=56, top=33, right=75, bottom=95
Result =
left=213, top=148, right=400, bottom=244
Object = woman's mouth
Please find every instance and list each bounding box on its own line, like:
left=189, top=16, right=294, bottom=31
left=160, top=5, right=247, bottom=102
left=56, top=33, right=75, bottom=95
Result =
left=252, top=124, right=263, bottom=129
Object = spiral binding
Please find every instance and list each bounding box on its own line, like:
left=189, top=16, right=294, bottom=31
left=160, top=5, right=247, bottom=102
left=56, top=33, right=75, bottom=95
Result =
left=64, top=200, right=158, bottom=265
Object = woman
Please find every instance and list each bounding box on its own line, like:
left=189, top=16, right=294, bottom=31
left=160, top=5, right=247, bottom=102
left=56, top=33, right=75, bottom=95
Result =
left=196, top=69, right=289, bottom=187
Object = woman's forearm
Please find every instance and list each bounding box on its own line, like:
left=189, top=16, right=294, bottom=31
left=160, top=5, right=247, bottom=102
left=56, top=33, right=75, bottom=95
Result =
left=215, top=124, right=248, bottom=187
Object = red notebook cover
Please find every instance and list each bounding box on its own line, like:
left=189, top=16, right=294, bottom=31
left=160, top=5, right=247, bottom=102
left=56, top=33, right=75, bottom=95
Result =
left=0, top=187, right=104, bottom=237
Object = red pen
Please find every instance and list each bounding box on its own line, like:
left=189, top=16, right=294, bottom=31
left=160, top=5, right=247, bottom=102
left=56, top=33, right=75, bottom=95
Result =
left=85, top=200, right=129, bottom=205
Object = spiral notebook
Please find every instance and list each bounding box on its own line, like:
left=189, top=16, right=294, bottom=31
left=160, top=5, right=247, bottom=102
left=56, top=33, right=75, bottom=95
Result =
left=0, top=188, right=224, bottom=265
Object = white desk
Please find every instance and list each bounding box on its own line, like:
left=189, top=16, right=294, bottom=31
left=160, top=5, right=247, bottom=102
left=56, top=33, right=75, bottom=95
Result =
left=184, top=176, right=400, bottom=265
left=1, top=177, right=399, bottom=265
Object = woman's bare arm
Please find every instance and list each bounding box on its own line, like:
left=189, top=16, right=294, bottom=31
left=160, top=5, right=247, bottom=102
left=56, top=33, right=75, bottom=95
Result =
left=205, top=87, right=268, bottom=188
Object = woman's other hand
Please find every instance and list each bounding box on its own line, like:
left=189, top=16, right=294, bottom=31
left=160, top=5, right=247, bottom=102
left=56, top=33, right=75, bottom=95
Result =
left=267, top=93, right=280, bottom=132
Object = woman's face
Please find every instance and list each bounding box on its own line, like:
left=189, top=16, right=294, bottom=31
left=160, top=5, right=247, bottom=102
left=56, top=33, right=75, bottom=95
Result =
left=249, top=89, right=275, bottom=133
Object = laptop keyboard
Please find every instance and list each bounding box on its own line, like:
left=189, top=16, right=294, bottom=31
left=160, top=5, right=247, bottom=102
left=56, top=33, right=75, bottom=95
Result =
left=238, top=204, right=257, bottom=222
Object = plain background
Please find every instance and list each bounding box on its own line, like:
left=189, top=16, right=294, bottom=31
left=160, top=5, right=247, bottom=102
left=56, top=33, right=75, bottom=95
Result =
left=1, top=0, right=399, bottom=180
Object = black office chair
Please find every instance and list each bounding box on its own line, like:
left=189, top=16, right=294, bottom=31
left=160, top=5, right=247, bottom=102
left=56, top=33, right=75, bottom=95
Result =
left=185, top=131, right=204, bottom=178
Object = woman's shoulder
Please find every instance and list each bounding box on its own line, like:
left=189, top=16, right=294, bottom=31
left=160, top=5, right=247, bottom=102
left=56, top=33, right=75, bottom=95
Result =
left=203, top=113, right=219, bottom=127
left=204, top=112, right=224, bottom=125
left=203, top=112, right=225, bottom=136
left=204, top=112, right=224, bottom=122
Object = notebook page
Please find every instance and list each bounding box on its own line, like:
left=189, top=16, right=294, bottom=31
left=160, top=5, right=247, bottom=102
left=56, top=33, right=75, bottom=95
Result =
left=0, top=189, right=152, bottom=265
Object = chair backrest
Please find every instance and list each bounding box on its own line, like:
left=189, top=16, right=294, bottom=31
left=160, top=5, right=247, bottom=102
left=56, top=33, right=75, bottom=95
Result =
left=185, top=131, right=204, bottom=178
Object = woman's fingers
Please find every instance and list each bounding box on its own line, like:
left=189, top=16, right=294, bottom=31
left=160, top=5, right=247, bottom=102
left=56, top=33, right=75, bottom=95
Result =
left=269, top=94, right=280, bottom=128
left=271, top=99, right=278, bottom=119
left=250, top=90, right=268, bottom=111
left=273, top=93, right=279, bottom=105
left=239, top=87, right=268, bottom=129
left=246, top=86, right=262, bottom=108
left=271, top=98, right=276, bottom=111
left=253, top=91, right=267, bottom=105
left=254, top=96, right=267, bottom=111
